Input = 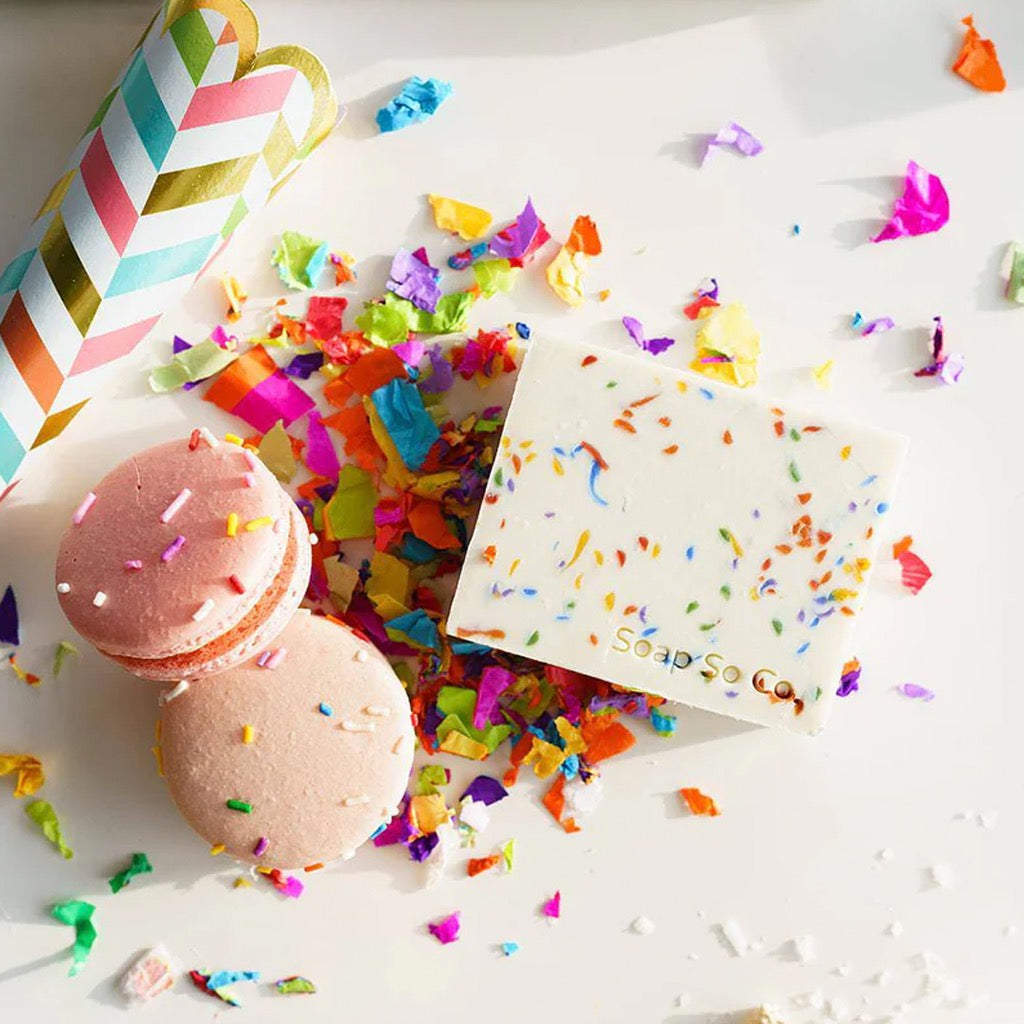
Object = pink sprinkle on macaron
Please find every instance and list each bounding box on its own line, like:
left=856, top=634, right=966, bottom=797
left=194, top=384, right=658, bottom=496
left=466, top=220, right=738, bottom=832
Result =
left=265, top=647, right=287, bottom=669
left=72, top=492, right=97, bottom=524
left=124, top=559, right=144, bottom=571
left=243, top=450, right=258, bottom=471
left=243, top=472, right=257, bottom=488
left=159, top=488, right=192, bottom=523
left=161, top=535, right=186, bottom=562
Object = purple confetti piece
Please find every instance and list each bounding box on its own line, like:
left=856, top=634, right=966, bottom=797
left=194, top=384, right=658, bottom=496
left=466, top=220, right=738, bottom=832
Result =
left=0, top=584, right=19, bottom=645
left=703, top=122, right=764, bottom=164
left=897, top=683, right=935, bottom=702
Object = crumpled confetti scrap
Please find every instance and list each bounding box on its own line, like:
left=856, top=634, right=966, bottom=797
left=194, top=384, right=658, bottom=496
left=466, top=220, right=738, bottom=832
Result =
left=490, top=197, right=549, bottom=263
left=897, top=683, right=935, bottom=702
left=860, top=316, right=895, bottom=337
left=0, top=583, right=19, bottom=645
left=952, top=15, right=1005, bottom=92
left=271, top=231, right=330, bottom=290
left=703, top=122, right=763, bottom=164
left=428, top=194, right=493, bottom=240
left=370, top=378, right=440, bottom=471
left=683, top=277, right=720, bottom=320
left=0, top=753, right=44, bottom=797
left=692, top=302, right=761, bottom=387
left=120, top=945, right=180, bottom=1004
left=205, top=345, right=316, bottom=431
left=679, top=788, right=720, bottom=817
left=305, top=411, right=340, bottom=480
left=149, top=338, right=238, bottom=393
left=258, top=421, right=299, bottom=482
left=388, top=247, right=442, bottom=312
left=275, top=976, right=317, bottom=995
left=52, top=899, right=96, bottom=977
left=377, top=76, right=452, bottom=133
left=811, top=359, right=834, bottom=390
left=26, top=799, right=73, bottom=858
left=872, top=161, right=949, bottom=243
left=545, top=215, right=601, bottom=307
left=428, top=911, right=461, bottom=944
left=621, top=316, right=674, bottom=356
left=53, top=640, right=78, bottom=678
left=109, top=851, right=154, bottom=894
left=542, top=891, right=561, bottom=919
left=7, top=653, right=40, bottom=686
left=1005, top=242, right=1024, bottom=304
left=221, top=274, right=247, bottom=323
left=914, top=315, right=964, bottom=384
left=893, top=536, right=933, bottom=595
left=189, top=969, right=261, bottom=1006
left=837, top=658, right=862, bottom=698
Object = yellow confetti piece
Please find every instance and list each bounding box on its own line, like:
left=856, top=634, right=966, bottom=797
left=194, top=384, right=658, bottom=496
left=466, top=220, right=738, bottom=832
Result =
left=554, top=717, right=586, bottom=757
left=410, top=793, right=451, bottom=834
left=233, top=876, right=252, bottom=889
left=604, top=592, right=615, bottom=611
left=812, top=359, right=834, bottom=390
left=522, top=737, right=567, bottom=780
left=26, top=800, right=73, bottom=858
left=545, top=246, right=590, bottom=307
left=427, top=194, right=493, bottom=240
left=221, top=273, right=247, bottom=323
left=691, top=302, right=761, bottom=388
left=226, top=512, right=238, bottom=537
left=840, top=445, right=852, bottom=460
left=0, top=754, right=44, bottom=798
left=552, top=457, right=564, bottom=476
left=676, top=380, right=689, bottom=393
left=210, top=844, right=226, bottom=856
left=438, top=731, right=489, bottom=761
left=564, top=530, right=590, bottom=569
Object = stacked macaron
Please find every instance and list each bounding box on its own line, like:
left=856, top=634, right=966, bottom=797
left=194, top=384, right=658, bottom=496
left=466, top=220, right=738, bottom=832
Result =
left=56, top=430, right=415, bottom=870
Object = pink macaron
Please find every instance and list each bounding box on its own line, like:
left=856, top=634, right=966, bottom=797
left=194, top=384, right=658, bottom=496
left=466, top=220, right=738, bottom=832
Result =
left=158, top=611, right=416, bottom=869
left=55, top=431, right=311, bottom=681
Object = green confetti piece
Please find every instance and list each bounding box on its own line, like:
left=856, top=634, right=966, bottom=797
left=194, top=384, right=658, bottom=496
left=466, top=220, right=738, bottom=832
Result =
left=276, top=976, right=317, bottom=995
left=258, top=421, right=298, bottom=483
left=789, top=428, right=801, bottom=441
left=718, top=527, right=732, bottom=543
left=108, top=852, right=153, bottom=894
left=25, top=800, right=73, bottom=858
left=493, top=467, right=504, bottom=487
left=685, top=601, right=699, bottom=614
left=226, top=799, right=253, bottom=813
left=148, top=338, right=238, bottom=393
left=415, top=764, right=449, bottom=796
left=720, top=585, right=731, bottom=599
left=1007, top=242, right=1024, bottom=304
left=605, top=381, right=618, bottom=388
left=699, top=622, right=716, bottom=632
left=771, top=618, right=783, bottom=636
left=270, top=230, right=329, bottom=290
left=525, top=630, right=539, bottom=646
left=324, top=464, right=378, bottom=541
left=472, top=258, right=519, bottom=298
left=53, top=640, right=78, bottom=678
left=51, top=899, right=96, bottom=977
left=501, top=838, right=515, bottom=872
left=789, top=460, right=801, bottom=482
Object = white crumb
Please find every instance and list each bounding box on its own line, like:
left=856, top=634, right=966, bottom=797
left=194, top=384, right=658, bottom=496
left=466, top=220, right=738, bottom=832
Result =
left=876, top=847, right=894, bottom=862
left=674, top=993, right=691, bottom=1009
left=927, top=863, right=955, bottom=888
left=1004, top=924, right=1018, bottom=938
left=719, top=919, right=749, bottom=956
left=885, top=920, right=904, bottom=938
left=872, top=970, right=893, bottom=987
left=834, top=962, right=852, bottom=977
left=630, top=916, right=655, bottom=936
left=792, top=934, right=816, bottom=963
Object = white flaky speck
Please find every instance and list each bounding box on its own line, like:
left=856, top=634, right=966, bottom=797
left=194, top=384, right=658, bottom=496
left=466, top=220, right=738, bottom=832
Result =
left=718, top=919, right=748, bottom=956
left=792, top=990, right=825, bottom=1011
left=885, top=920, right=904, bottom=938
left=630, top=916, right=655, bottom=936
left=792, top=934, right=817, bottom=963
left=825, top=996, right=852, bottom=1021
left=563, top=775, right=604, bottom=819
left=309, top=533, right=319, bottom=546
left=342, top=795, right=369, bottom=807
left=339, top=848, right=355, bottom=861
left=674, top=993, right=690, bottom=1009
left=928, top=863, right=955, bottom=888
left=364, top=705, right=391, bottom=717
left=158, top=681, right=189, bottom=706
left=354, top=649, right=368, bottom=664
left=341, top=720, right=375, bottom=733
left=56, top=582, right=71, bottom=594
left=834, top=962, right=852, bottom=977
left=872, top=970, right=893, bottom=987
left=92, top=591, right=107, bottom=607
left=1004, top=924, right=1018, bottom=939
left=192, top=599, right=215, bottom=622
left=687, top=952, right=699, bottom=961
left=877, top=847, right=894, bottom=862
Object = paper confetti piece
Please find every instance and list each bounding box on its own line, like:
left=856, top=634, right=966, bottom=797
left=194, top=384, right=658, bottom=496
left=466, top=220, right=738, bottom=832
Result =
left=377, top=76, right=452, bottom=132
left=257, top=421, right=298, bottom=482
left=621, top=316, right=674, bottom=356
left=387, top=247, right=442, bottom=312
left=428, top=194, right=493, bottom=240
left=369, top=378, right=440, bottom=471
left=120, top=945, right=180, bottom=1004
left=324, top=464, right=378, bottom=540
left=0, top=584, right=19, bottom=645
left=0, top=753, right=44, bottom=797
left=52, top=640, right=77, bottom=678
left=914, top=315, right=964, bottom=384
left=542, top=891, right=561, bottom=919
left=837, top=658, right=862, bottom=697
left=897, top=683, right=935, bottom=702
left=893, top=537, right=933, bottom=595
left=872, top=161, right=949, bottom=242
left=271, top=231, right=330, bottom=291
left=467, top=854, right=501, bottom=876
left=545, top=215, right=602, bottom=307
left=460, top=775, right=509, bottom=806
left=7, top=653, right=40, bottom=686
left=679, top=788, right=720, bottom=817
left=148, top=338, right=239, bottom=393
left=26, top=799, right=73, bottom=858
left=952, top=15, right=1005, bottom=92
left=490, top=197, right=549, bottom=262
left=109, top=851, right=153, bottom=894
left=691, top=302, right=760, bottom=387
left=52, top=899, right=96, bottom=977
left=811, top=359, right=834, bottom=390
left=428, top=911, right=462, bottom=944
left=190, top=969, right=261, bottom=1007
left=501, top=942, right=520, bottom=956
left=205, top=345, right=316, bottom=432
left=275, top=976, right=317, bottom=995
left=1005, top=242, right=1024, bottom=304
left=305, top=411, right=340, bottom=479
left=703, top=122, right=764, bottom=163
left=861, top=317, right=895, bottom=336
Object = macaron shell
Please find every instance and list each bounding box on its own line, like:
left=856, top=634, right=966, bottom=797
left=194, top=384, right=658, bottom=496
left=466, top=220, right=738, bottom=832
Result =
left=160, top=612, right=416, bottom=869
left=110, top=502, right=311, bottom=681
left=56, top=438, right=289, bottom=659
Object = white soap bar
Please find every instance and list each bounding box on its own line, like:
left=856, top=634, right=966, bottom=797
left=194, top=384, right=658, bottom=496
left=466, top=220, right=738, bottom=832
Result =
left=447, top=336, right=908, bottom=734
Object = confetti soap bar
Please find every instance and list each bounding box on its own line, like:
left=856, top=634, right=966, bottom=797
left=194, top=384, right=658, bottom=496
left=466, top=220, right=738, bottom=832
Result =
left=447, top=336, right=908, bottom=734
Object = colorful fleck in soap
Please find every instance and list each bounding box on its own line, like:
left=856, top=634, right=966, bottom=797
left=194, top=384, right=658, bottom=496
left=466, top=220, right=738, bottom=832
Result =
left=447, top=336, right=908, bottom=734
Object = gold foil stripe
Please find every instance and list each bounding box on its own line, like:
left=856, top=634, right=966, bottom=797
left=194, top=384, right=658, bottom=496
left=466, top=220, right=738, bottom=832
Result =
left=34, top=170, right=76, bottom=223
left=142, top=154, right=259, bottom=215
left=38, top=213, right=101, bottom=338
left=261, top=113, right=297, bottom=179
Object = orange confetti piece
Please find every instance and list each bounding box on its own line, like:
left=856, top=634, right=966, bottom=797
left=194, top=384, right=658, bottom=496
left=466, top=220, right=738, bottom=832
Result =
left=722, top=429, right=733, bottom=445
left=679, top=787, right=720, bottom=817
left=613, top=418, right=636, bottom=433
left=566, top=215, right=602, bottom=256
left=797, top=492, right=812, bottom=505
left=580, top=712, right=635, bottom=764
left=663, top=444, right=679, bottom=455
left=456, top=627, right=506, bottom=640
left=541, top=775, right=580, bottom=833
left=952, top=15, right=1005, bottom=92
left=467, top=854, right=501, bottom=877
left=408, top=500, right=462, bottom=551
left=892, top=534, right=914, bottom=559
left=323, top=404, right=381, bottom=473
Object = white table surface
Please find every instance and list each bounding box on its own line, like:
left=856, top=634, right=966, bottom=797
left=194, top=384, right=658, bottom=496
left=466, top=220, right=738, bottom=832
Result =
left=1, top=1, right=1022, bottom=1020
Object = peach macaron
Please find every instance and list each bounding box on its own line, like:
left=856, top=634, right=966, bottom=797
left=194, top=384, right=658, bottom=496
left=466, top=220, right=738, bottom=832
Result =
left=158, top=611, right=415, bottom=869
left=55, top=430, right=311, bottom=681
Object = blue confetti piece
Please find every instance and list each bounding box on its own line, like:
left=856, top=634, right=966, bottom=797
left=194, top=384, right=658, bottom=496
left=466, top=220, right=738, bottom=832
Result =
left=587, top=458, right=608, bottom=506
left=501, top=942, right=520, bottom=956
left=370, top=377, right=440, bottom=470
left=370, top=822, right=388, bottom=840
left=685, top=545, right=695, bottom=561
left=451, top=640, right=492, bottom=655
left=876, top=501, right=890, bottom=514
left=860, top=474, right=879, bottom=487
left=699, top=388, right=715, bottom=400
left=796, top=641, right=810, bottom=655
left=515, top=322, right=531, bottom=339
left=650, top=708, right=677, bottom=736
left=385, top=608, right=441, bottom=651
left=522, top=588, right=538, bottom=597
left=640, top=626, right=658, bottom=638
left=376, top=76, right=453, bottom=133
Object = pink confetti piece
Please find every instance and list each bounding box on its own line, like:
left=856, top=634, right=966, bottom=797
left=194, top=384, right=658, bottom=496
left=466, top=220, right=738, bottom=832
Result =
left=428, top=911, right=461, bottom=945
left=72, top=492, right=97, bottom=524
left=472, top=665, right=515, bottom=729
left=305, top=410, right=340, bottom=479
left=542, top=891, right=561, bottom=919
left=897, top=683, right=935, bottom=702
left=160, top=535, right=186, bottom=562
left=159, top=488, right=192, bottom=523
left=872, top=161, right=949, bottom=242
left=896, top=549, right=932, bottom=595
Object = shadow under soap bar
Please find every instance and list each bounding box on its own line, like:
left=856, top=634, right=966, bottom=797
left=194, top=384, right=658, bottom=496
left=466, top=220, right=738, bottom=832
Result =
left=447, top=336, right=908, bottom=735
